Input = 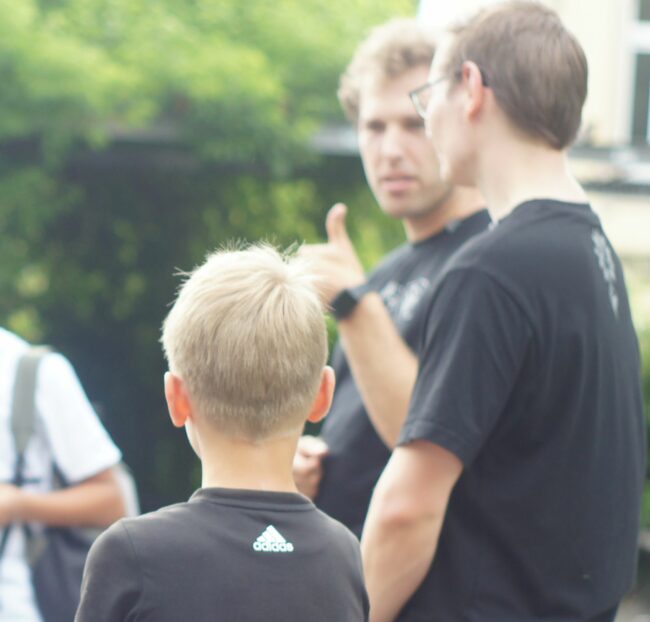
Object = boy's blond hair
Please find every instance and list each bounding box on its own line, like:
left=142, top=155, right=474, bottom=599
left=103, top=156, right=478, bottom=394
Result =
left=161, top=244, right=328, bottom=441
left=338, top=18, right=436, bottom=124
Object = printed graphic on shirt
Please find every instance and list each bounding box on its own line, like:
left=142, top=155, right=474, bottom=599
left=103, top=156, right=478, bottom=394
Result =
left=380, top=277, right=430, bottom=325
left=591, top=229, right=619, bottom=317
left=252, top=525, right=294, bottom=553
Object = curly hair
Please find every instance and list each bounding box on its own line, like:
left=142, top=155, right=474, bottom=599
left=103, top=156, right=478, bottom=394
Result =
left=338, top=19, right=436, bottom=124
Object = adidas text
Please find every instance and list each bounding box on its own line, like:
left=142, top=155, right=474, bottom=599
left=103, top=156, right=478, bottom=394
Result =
left=253, top=524, right=294, bottom=553
left=253, top=541, right=294, bottom=553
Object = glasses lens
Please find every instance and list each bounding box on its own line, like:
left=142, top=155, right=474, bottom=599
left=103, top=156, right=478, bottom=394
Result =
left=411, top=86, right=429, bottom=119
left=418, top=88, right=430, bottom=117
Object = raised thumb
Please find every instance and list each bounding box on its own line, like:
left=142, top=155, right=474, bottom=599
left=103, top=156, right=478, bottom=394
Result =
left=325, top=203, right=351, bottom=247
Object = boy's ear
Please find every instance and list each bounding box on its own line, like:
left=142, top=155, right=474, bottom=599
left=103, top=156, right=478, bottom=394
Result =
left=164, top=372, right=194, bottom=428
left=306, top=366, right=335, bottom=424
left=462, top=60, right=488, bottom=119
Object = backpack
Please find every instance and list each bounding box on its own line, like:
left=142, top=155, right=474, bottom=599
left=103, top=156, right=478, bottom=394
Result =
left=2, top=346, right=139, bottom=622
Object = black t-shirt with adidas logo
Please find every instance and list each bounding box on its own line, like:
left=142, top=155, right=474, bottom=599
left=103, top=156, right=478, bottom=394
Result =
left=76, top=488, right=369, bottom=621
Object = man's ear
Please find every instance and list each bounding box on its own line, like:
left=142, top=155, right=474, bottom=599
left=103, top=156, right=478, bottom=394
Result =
left=462, top=60, right=488, bottom=119
left=306, top=366, right=335, bottom=424
left=164, top=372, right=194, bottom=428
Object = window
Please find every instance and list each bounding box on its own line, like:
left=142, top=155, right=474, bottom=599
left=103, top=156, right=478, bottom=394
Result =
left=641, top=0, right=650, bottom=21
left=632, top=54, right=650, bottom=142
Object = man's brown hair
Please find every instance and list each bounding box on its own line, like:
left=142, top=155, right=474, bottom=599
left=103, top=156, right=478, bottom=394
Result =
left=338, top=18, right=436, bottom=124
left=443, top=1, right=588, bottom=150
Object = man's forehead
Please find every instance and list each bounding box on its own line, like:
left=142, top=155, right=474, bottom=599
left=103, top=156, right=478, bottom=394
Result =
left=358, top=67, right=430, bottom=119
left=360, top=66, right=430, bottom=96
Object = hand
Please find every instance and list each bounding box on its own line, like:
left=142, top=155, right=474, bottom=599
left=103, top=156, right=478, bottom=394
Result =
left=293, top=435, right=329, bottom=500
left=300, top=203, right=365, bottom=305
left=0, top=483, right=25, bottom=527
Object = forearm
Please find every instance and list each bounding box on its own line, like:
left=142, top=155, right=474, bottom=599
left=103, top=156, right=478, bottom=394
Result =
left=361, top=490, right=441, bottom=622
left=17, top=469, right=125, bottom=528
left=361, top=442, right=462, bottom=622
left=338, top=293, right=417, bottom=448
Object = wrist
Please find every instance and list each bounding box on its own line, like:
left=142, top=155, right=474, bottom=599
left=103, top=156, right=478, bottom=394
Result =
left=9, top=487, right=29, bottom=522
left=329, top=282, right=373, bottom=321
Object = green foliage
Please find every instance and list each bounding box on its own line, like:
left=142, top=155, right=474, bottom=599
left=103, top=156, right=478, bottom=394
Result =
left=0, top=0, right=416, bottom=507
left=0, top=0, right=413, bottom=168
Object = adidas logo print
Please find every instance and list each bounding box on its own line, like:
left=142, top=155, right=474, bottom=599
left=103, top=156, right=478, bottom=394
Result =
left=253, top=525, right=294, bottom=553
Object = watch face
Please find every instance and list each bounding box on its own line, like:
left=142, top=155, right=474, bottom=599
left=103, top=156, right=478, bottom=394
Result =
left=330, top=284, right=370, bottom=320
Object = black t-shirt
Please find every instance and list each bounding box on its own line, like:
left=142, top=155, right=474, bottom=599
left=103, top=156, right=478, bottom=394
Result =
left=316, top=210, right=491, bottom=537
left=76, top=487, right=368, bottom=621
left=398, top=200, right=646, bottom=621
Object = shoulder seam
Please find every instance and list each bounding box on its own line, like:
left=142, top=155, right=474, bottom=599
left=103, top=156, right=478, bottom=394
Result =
left=119, top=520, right=146, bottom=613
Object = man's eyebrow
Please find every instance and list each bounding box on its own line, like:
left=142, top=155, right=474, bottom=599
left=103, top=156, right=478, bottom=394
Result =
left=360, top=117, right=384, bottom=126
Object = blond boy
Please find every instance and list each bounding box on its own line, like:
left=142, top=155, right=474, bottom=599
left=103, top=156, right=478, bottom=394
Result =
left=76, top=244, right=368, bottom=621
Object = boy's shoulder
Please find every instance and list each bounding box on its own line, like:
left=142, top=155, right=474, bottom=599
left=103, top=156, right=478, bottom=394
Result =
left=99, top=488, right=360, bottom=560
left=90, top=498, right=194, bottom=561
left=83, top=490, right=367, bottom=622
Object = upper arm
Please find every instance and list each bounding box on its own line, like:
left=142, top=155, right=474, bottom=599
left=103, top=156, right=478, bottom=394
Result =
left=36, top=353, right=121, bottom=482
left=372, top=440, right=463, bottom=523
left=77, top=466, right=123, bottom=495
left=401, top=269, right=532, bottom=466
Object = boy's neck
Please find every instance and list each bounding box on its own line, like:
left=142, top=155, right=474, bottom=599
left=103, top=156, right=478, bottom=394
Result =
left=197, top=428, right=301, bottom=494
left=476, top=135, right=587, bottom=221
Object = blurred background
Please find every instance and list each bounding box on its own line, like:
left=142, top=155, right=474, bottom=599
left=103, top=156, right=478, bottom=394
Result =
left=0, top=0, right=647, bottom=539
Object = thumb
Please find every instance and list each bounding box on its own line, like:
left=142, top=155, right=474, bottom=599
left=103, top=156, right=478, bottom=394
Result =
left=326, top=203, right=352, bottom=248
left=299, top=435, right=329, bottom=457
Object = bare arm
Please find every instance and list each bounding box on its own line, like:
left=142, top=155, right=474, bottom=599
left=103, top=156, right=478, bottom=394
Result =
left=0, top=467, right=126, bottom=529
left=361, top=441, right=462, bottom=622
left=300, top=203, right=418, bottom=448
left=338, top=294, right=417, bottom=447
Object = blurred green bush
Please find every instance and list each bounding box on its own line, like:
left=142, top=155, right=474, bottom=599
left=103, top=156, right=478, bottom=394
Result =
left=0, top=0, right=412, bottom=509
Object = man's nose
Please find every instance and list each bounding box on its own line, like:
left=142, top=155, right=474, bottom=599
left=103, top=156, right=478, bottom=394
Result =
left=379, top=125, right=405, bottom=160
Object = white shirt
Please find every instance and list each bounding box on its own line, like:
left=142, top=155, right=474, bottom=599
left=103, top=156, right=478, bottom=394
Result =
left=0, top=329, right=121, bottom=621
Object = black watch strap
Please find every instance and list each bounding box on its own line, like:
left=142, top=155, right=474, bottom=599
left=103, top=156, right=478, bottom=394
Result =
left=330, top=282, right=372, bottom=320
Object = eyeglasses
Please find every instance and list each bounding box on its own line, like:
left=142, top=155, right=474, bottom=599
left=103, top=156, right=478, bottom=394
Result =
left=409, top=68, right=489, bottom=120
left=409, top=76, right=450, bottom=120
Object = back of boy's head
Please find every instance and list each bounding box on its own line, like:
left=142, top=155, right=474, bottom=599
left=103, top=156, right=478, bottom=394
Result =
left=161, top=244, right=328, bottom=441
left=443, top=1, right=587, bottom=150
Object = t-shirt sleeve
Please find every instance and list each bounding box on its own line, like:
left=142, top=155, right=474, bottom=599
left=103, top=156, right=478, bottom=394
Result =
left=76, top=522, right=141, bottom=621
left=36, top=353, right=121, bottom=483
left=340, top=525, right=370, bottom=621
left=399, top=268, right=532, bottom=466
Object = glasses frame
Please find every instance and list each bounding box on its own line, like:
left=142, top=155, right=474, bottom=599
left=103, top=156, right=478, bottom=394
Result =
left=409, top=68, right=489, bottom=120
left=409, top=76, right=450, bottom=120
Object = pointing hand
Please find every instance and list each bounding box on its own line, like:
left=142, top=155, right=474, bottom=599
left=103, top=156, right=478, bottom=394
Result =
left=300, top=203, right=365, bottom=305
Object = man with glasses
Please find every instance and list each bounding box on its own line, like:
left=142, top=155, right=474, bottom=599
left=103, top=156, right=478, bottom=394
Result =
left=361, top=3, right=645, bottom=621
left=292, top=19, right=489, bottom=537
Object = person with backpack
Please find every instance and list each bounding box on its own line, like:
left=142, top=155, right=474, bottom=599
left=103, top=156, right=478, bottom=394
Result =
left=0, top=328, right=126, bottom=622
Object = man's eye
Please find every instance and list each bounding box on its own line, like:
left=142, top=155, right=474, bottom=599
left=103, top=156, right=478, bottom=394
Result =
left=365, top=122, right=384, bottom=132
left=406, top=119, right=425, bottom=131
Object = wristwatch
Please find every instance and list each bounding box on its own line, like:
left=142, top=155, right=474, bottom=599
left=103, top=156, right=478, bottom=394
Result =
left=329, top=282, right=372, bottom=320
